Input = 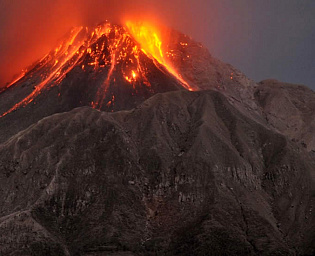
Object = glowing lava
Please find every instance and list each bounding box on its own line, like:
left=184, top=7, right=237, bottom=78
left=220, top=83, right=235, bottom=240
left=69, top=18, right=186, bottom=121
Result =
left=0, top=21, right=195, bottom=117
left=0, top=26, right=88, bottom=117
left=125, top=21, right=193, bottom=91
left=0, top=71, right=26, bottom=94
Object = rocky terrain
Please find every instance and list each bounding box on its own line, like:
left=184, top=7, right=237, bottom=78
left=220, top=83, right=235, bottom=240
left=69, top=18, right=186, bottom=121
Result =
left=255, top=79, right=315, bottom=152
left=0, top=22, right=314, bottom=255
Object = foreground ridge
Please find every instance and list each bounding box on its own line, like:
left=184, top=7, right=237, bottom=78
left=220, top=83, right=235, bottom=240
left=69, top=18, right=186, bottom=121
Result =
left=0, top=90, right=314, bottom=255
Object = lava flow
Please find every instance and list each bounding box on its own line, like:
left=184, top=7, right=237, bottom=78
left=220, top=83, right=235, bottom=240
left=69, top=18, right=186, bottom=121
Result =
left=126, top=21, right=193, bottom=91
left=0, top=21, right=196, bottom=117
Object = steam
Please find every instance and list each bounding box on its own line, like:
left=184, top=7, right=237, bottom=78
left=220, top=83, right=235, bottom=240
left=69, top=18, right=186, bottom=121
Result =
left=0, top=0, right=211, bottom=87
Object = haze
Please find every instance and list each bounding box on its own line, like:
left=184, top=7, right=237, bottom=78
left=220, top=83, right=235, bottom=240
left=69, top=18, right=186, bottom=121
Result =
left=0, top=0, right=314, bottom=90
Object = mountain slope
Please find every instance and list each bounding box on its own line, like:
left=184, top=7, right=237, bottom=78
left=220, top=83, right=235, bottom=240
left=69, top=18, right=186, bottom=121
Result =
left=0, top=90, right=314, bottom=255
left=255, top=79, right=315, bottom=152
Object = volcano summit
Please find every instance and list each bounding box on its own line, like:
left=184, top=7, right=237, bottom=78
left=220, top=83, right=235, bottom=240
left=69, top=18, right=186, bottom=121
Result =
left=0, top=21, right=195, bottom=116
left=0, top=21, right=314, bottom=256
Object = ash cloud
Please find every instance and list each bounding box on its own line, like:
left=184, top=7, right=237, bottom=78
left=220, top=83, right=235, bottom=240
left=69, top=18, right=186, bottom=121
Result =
left=0, top=0, right=212, bottom=87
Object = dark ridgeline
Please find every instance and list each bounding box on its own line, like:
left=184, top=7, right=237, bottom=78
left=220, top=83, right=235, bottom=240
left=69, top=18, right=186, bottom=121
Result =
left=0, top=22, right=314, bottom=256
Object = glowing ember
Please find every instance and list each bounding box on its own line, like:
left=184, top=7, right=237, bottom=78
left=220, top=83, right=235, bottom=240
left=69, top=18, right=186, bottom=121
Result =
left=132, top=70, right=137, bottom=79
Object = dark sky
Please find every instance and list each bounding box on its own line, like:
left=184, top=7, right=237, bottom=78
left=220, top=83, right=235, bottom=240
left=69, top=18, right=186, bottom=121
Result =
left=0, top=0, right=314, bottom=90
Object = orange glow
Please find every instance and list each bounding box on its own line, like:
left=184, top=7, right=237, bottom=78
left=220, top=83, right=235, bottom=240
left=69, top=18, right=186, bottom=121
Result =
left=1, top=23, right=116, bottom=116
left=125, top=21, right=193, bottom=91
left=1, top=71, right=26, bottom=92
left=125, top=70, right=138, bottom=83
left=0, top=26, right=85, bottom=117
left=125, top=76, right=132, bottom=83
left=126, top=21, right=164, bottom=63
left=1, top=21, right=197, bottom=117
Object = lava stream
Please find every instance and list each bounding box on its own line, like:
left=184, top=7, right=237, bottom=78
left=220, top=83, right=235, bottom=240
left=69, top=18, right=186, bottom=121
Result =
left=125, top=21, right=194, bottom=91
left=0, top=27, right=85, bottom=117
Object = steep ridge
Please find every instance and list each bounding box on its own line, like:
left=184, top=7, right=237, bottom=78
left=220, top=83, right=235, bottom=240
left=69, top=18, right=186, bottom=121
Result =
left=0, top=90, right=314, bottom=255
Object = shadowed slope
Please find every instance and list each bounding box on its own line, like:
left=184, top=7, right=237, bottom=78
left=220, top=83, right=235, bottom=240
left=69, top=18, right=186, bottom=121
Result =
left=0, top=90, right=314, bottom=255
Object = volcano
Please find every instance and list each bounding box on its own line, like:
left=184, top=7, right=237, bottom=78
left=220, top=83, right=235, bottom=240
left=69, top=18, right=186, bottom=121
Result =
left=2, top=22, right=195, bottom=114
left=0, top=21, right=314, bottom=256
left=0, top=21, right=197, bottom=116
left=0, top=22, right=199, bottom=143
left=0, top=21, right=259, bottom=144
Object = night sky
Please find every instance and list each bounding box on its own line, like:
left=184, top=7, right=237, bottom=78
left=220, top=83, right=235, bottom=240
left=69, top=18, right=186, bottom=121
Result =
left=0, top=0, right=314, bottom=90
